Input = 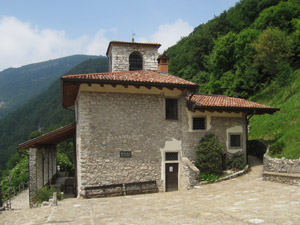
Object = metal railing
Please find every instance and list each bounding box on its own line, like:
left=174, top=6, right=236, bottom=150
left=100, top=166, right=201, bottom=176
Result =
left=0, top=182, right=28, bottom=210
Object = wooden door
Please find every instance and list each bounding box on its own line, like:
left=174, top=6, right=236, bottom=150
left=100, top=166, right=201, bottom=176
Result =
left=165, top=163, right=178, bottom=192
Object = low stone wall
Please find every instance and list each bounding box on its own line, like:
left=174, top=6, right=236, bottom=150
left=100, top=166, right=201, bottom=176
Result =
left=181, top=157, right=199, bottom=189
left=263, top=152, right=300, bottom=186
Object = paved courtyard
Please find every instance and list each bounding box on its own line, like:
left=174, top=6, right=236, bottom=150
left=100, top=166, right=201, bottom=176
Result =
left=1, top=156, right=300, bottom=225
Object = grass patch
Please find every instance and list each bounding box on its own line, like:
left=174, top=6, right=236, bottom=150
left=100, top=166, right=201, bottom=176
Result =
left=249, top=69, right=300, bottom=159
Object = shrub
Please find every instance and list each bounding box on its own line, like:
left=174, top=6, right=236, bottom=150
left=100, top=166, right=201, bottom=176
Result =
left=32, top=186, right=54, bottom=204
left=196, top=133, right=224, bottom=175
left=0, top=157, right=28, bottom=196
left=226, top=154, right=246, bottom=170
left=270, top=141, right=285, bottom=155
left=32, top=186, right=62, bottom=204
left=200, top=173, right=220, bottom=182
left=57, top=152, right=73, bottom=176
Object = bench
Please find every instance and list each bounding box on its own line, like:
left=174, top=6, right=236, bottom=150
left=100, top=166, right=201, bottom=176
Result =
left=84, top=181, right=158, bottom=198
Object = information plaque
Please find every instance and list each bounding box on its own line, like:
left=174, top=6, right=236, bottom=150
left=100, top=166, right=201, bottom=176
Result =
left=120, top=151, right=132, bottom=158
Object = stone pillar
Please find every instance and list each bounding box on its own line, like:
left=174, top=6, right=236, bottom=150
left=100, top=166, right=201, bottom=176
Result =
left=29, top=148, right=41, bottom=207
left=53, top=147, right=57, bottom=176
left=36, top=149, right=43, bottom=190
left=0, top=185, right=2, bottom=208
left=49, top=148, right=53, bottom=181
left=43, top=148, right=50, bottom=185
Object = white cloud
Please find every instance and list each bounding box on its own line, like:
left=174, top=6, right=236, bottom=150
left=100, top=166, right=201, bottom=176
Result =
left=0, top=17, right=192, bottom=71
left=150, top=19, right=193, bottom=53
left=86, top=28, right=117, bottom=55
left=0, top=16, right=113, bottom=71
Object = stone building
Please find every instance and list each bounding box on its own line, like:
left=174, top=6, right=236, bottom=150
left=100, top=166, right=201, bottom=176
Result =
left=18, top=40, right=279, bottom=202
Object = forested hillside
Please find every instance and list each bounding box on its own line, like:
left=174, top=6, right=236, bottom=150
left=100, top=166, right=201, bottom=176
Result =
left=166, top=0, right=300, bottom=158
left=0, top=55, right=101, bottom=119
left=166, top=0, right=300, bottom=98
left=0, top=57, right=108, bottom=172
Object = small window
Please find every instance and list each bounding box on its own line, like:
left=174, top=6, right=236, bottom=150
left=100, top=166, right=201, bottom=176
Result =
left=166, top=99, right=178, bottom=120
left=129, top=51, right=143, bottom=71
left=166, top=152, right=178, bottom=161
left=230, top=134, right=241, bottom=147
left=193, top=117, right=205, bottom=130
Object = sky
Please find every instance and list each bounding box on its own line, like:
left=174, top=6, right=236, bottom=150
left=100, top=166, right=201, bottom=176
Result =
left=0, top=0, right=240, bottom=72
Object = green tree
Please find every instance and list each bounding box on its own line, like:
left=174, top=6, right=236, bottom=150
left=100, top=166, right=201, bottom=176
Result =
left=206, top=32, right=237, bottom=94
left=254, top=1, right=300, bottom=33
left=252, top=27, right=293, bottom=81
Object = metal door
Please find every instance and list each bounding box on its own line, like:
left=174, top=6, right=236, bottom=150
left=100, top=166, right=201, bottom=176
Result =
left=165, top=163, right=178, bottom=192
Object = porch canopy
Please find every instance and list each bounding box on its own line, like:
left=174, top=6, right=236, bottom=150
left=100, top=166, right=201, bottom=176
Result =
left=17, top=123, right=76, bottom=150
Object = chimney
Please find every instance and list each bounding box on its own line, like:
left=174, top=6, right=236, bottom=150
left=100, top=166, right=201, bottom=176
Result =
left=157, top=54, right=169, bottom=74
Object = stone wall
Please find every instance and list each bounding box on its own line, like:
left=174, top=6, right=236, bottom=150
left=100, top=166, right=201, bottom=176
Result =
left=76, top=87, right=248, bottom=196
left=108, top=44, right=159, bottom=72
left=181, top=157, right=200, bottom=189
left=76, top=91, right=186, bottom=195
left=182, top=111, right=247, bottom=162
left=263, top=152, right=300, bottom=186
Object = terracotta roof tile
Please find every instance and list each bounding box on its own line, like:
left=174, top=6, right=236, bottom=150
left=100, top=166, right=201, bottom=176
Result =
left=188, top=94, right=279, bottom=114
left=62, top=70, right=198, bottom=87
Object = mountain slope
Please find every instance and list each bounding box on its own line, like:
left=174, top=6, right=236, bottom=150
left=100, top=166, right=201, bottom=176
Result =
left=165, top=0, right=300, bottom=98
left=0, top=55, right=103, bottom=118
left=0, top=57, right=108, bottom=170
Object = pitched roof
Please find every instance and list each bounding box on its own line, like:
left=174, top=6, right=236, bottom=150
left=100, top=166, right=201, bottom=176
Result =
left=17, top=123, right=76, bottom=150
left=61, top=71, right=198, bottom=108
left=187, top=94, right=279, bottom=114
left=106, top=41, right=161, bottom=56
left=63, top=70, right=197, bottom=86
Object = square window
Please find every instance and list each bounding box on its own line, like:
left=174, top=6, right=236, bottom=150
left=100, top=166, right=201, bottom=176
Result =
left=230, top=134, right=241, bottom=147
left=166, top=99, right=178, bottom=120
left=193, top=117, right=205, bottom=130
left=166, top=152, right=178, bottom=161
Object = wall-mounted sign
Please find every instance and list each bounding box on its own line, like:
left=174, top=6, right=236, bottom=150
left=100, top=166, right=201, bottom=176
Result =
left=120, top=151, right=132, bottom=158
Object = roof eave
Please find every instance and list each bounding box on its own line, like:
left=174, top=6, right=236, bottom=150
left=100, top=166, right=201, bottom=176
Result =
left=17, top=123, right=76, bottom=150
left=62, top=78, right=198, bottom=108
left=188, top=105, right=280, bottom=114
